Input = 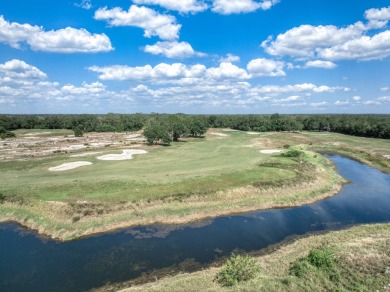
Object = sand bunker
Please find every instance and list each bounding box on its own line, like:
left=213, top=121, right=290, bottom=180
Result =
left=210, top=132, right=229, bottom=137
left=70, top=151, right=102, bottom=158
left=222, top=129, right=240, bottom=132
left=97, top=149, right=147, bottom=161
left=48, top=161, right=92, bottom=171
left=247, top=131, right=261, bottom=135
left=260, top=149, right=282, bottom=154
left=24, top=132, right=52, bottom=136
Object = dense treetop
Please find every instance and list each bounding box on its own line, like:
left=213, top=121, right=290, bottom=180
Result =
left=0, top=114, right=389, bottom=140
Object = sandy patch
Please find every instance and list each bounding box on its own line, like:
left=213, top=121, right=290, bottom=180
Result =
left=247, top=131, right=261, bottom=135
left=24, top=132, right=52, bottom=136
left=210, top=132, right=229, bottom=137
left=384, top=155, right=390, bottom=159
left=125, top=134, right=142, bottom=139
left=260, top=149, right=282, bottom=154
left=70, top=151, right=102, bottom=158
left=48, top=161, right=92, bottom=171
left=222, top=129, right=240, bottom=132
left=97, top=149, right=147, bottom=161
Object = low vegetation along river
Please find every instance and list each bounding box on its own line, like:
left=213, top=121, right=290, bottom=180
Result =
left=1, top=155, right=390, bottom=292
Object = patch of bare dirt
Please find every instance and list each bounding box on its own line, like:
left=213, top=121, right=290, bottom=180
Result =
left=0, top=131, right=145, bottom=161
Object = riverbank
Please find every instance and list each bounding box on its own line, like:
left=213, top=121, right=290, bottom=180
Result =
left=116, top=223, right=390, bottom=292
left=0, top=150, right=343, bottom=240
left=0, top=131, right=389, bottom=241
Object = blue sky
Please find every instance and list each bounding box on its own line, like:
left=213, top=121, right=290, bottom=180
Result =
left=1, top=0, right=390, bottom=114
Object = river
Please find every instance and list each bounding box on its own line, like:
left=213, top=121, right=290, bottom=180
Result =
left=1, top=155, right=390, bottom=291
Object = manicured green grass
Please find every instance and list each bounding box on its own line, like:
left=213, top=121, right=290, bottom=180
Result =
left=0, top=131, right=295, bottom=202
left=1, top=130, right=388, bottom=240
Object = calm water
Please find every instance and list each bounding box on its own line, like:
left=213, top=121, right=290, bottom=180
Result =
left=1, top=155, right=390, bottom=291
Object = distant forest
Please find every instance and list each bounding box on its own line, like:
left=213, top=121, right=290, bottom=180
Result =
left=1, top=114, right=389, bottom=139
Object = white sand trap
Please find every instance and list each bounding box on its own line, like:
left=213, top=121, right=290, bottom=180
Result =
left=210, top=132, right=229, bottom=137
left=260, top=149, right=282, bottom=154
left=222, top=129, right=240, bottom=132
left=24, top=132, right=52, bottom=136
left=49, top=161, right=92, bottom=171
left=97, top=149, right=147, bottom=161
left=247, top=131, right=261, bottom=135
left=70, top=151, right=102, bottom=158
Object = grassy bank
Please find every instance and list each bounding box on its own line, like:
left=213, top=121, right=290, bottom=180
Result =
left=0, top=130, right=389, bottom=240
left=117, top=223, right=390, bottom=292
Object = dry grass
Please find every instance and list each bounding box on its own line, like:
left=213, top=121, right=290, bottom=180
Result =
left=118, top=223, right=390, bottom=292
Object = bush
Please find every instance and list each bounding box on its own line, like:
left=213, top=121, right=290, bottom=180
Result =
left=0, top=127, right=16, bottom=139
left=215, top=254, right=260, bottom=287
left=290, top=247, right=336, bottom=277
left=307, top=248, right=335, bottom=271
left=282, top=149, right=302, bottom=157
left=74, top=127, right=83, bottom=137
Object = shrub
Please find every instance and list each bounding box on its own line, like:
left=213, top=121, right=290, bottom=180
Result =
left=74, top=127, right=83, bottom=137
left=290, top=247, right=336, bottom=277
left=215, top=254, right=260, bottom=287
left=282, top=149, right=302, bottom=157
left=0, top=127, right=16, bottom=139
left=307, top=248, right=335, bottom=271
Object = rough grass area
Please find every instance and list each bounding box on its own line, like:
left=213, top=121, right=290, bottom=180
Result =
left=0, top=130, right=389, bottom=240
left=119, top=223, right=390, bottom=292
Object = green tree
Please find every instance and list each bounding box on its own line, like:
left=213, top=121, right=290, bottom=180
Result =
left=144, top=119, right=171, bottom=145
left=73, top=127, right=83, bottom=137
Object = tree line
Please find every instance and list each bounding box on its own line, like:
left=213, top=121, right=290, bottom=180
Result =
left=1, top=113, right=389, bottom=141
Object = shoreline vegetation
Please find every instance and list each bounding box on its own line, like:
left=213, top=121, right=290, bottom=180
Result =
left=114, top=223, right=390, bottom=292
left=1, top=129, right=389, bottom=241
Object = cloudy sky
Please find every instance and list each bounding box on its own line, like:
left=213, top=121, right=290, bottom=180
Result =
left=1, top=0, right=390, bottom=114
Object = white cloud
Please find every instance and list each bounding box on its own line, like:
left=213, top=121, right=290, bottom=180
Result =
left=212, top=0, right=279, bottom=14
left=262, top=22, right=365, bottom=58
left=353, top=95, right=361, bottom=101
left=94, top=5, right=181, bottom=40
left=247, top=58, right=285, bottom=76
left=132, top=0, right=208, bottom=13
left=144, top=41, right=204, bottom=58
left=0, top=59, right=47, bottom=81
left=0, top=59, right=354, bottom=113
left=286, top=95, right=300, bottom=101
left=378, top=96, right=390, bottom=101
left=380, top=87, right=389, bottom=92
left=89, top=62, right=250, bottom=83
left=0, top=16, right=113, bottom=53
left=310, top=102, right=328, bottom=107
left=305, top=60, right=337, bottom=69
left=249, top=83, right=345, bottom=96
left=61, top=82, right=106, bottom=95
left=208, top=62, right=250, bottom=79
left=220, top=54, right=241, bottom=63
left=262, top=6, right=390, bottom=61
left=365, top=6, right=390, bottom=29
left=335, top=100, right=350, bottom=105
left=319, top=30, right=390, bottom=61
left=75, top=0, right=92, bottom=10
left=363, top=100, right=381, bottom=105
